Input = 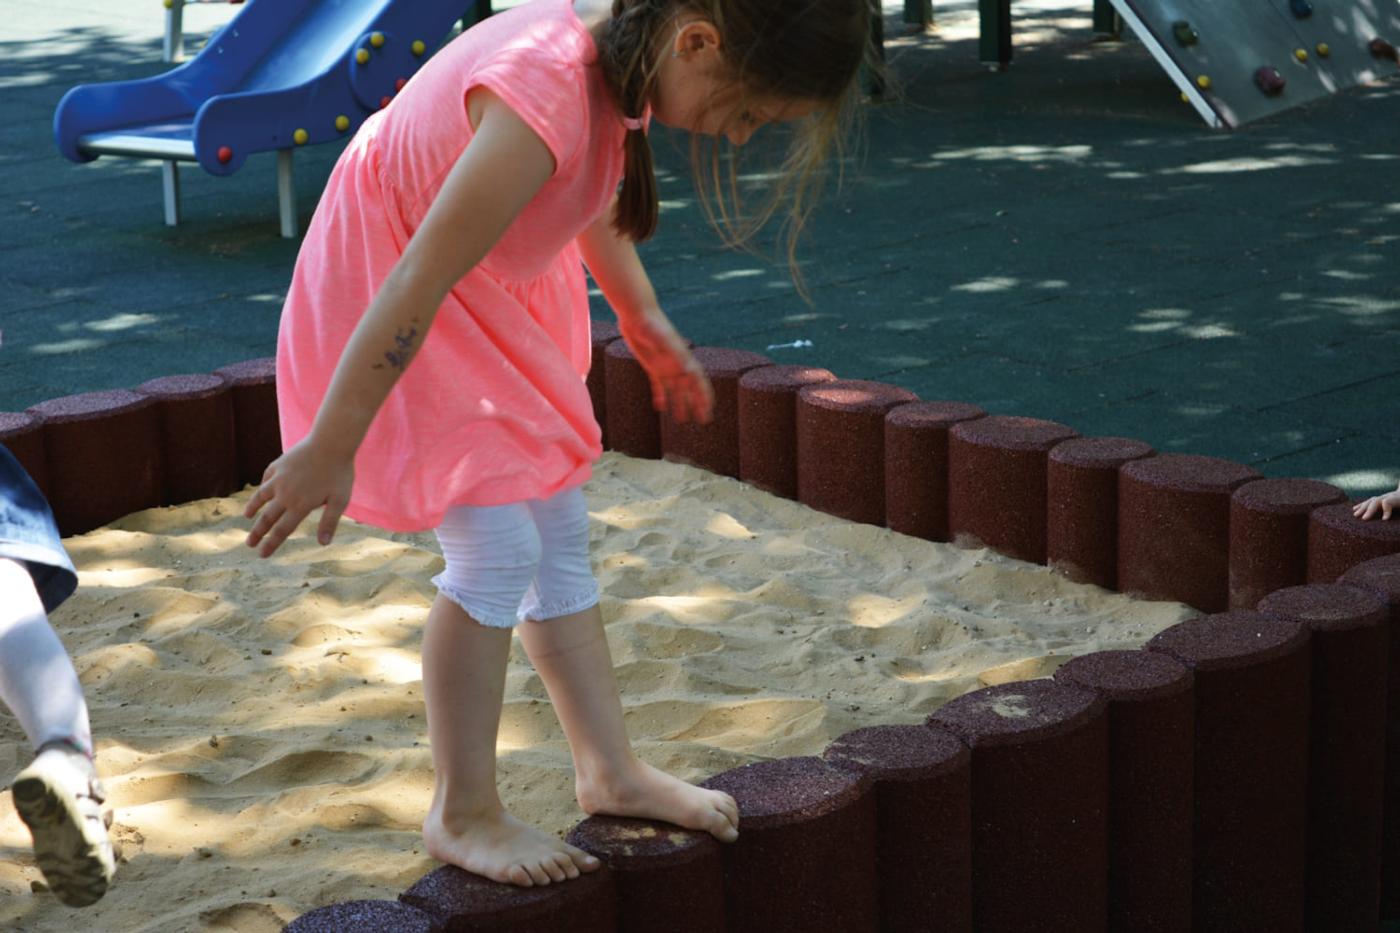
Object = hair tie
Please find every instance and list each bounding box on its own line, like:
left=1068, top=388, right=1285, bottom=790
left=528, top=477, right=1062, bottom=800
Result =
left=620, top=104, right=652, bottom=133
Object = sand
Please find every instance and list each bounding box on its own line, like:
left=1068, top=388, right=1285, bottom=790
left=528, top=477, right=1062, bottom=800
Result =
left=0, top=452, right=1193, bottom=931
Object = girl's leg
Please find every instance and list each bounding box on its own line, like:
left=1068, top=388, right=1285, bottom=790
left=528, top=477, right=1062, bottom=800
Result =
left=0, top=558, right=91, bottom=756
left=516, top=491, right=739, bottom=841
left=421, top=505, right=599, bottom=886
left=0, top=557, right=114, bottom=907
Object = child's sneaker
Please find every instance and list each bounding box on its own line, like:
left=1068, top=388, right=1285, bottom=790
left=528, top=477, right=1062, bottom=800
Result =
left=12, top=741, right=116, bottom=907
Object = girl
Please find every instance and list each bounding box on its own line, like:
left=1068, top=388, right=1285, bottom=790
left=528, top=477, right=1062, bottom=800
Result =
left=0, top=445, right=115, bottom=907
left=244, top=0, right=869, bottom=888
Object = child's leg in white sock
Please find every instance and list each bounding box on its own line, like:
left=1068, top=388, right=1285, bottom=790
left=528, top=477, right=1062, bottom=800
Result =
left=0, top=558, right=92, bottom=756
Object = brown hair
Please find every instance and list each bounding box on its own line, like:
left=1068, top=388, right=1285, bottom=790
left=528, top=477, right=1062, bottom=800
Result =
left=595, top=0, right=871, bottom=273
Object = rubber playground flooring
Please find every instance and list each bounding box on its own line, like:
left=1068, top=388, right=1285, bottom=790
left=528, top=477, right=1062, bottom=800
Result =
left=3, top=0, right=1399, bottom=495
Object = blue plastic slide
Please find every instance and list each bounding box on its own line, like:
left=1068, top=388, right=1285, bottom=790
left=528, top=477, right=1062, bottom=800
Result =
left=54, top=0, right=478, bottom=235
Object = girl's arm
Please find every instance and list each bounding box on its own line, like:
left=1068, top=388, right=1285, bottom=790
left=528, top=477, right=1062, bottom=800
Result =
left=577, top=205, right=714, bottom=425
left=245, top=90, right=555, bottom=557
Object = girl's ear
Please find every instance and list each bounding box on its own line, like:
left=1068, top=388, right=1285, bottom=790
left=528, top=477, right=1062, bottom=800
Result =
left=672, top=18, right=721, bottom=59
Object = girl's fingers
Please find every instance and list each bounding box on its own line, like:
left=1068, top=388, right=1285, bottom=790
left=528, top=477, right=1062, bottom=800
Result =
left=317, top=497, right=347, bottom=546
left=244, top=483, right=272, bottom=519
left=247, top=502, right=285, bottom=547
left=259, top=507, right=307, bottom=559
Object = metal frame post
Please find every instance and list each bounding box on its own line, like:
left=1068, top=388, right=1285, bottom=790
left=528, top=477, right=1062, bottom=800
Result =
left=163, top=0, right=185, bottom=63
left=161, top=161, right=181, bottom=226
left=277, top=149, right=296, bottom=238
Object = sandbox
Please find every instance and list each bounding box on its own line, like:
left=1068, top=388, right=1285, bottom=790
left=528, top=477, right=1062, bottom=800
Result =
left=1, top=321, right=1398, bottom=930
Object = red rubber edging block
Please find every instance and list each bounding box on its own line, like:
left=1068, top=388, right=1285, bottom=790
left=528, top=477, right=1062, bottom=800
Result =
left=701, top=756, right=878, bottom=933
left=214, top=358, right=281, bottom=488
left=1147, top=611, right=1310, bottom=933
left=947, top=416, right=1079, bottom=565
left=565, top=815, right=724, bottom=933
left=587, top=318, right=620, bottom=449
left=796, top=380, right=918, bottom=526
left=1118, top=454, right=1261, bottom=612
left=27, top=389, right=162, bottom=536
left=1257, top=584, right=1388, bottom=932
left=286, top=900, right=441, bottom=932
left=927, top=679, right=1108, bottom=933
left=0, top=411, right=49, bottom=501
left=1308, top=500, right=1400, bottom=583
left=823, top=724, right=973, bottom=933
left=399, top=864, right=617, bottom=932
left=736, top=364, right=835, bottom=500
left=1339, top=554, right=1400, bottom=921
left=1056, top=649, right=1193, bottom=933
left=883, top=401, right=986, bottom=543
left=660, top=346, right=771, bottom=478
left=136, top=373, right=238, bottom=506
left=604, top=340, right=661, bottom=459
left=1229, top=478, right=1346, bottom=609
left=1046, top=436, right=1155, bottom=589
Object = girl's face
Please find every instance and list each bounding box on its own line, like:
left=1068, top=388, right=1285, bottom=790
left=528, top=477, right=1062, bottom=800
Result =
left=649, top=17, right=819, bottom=146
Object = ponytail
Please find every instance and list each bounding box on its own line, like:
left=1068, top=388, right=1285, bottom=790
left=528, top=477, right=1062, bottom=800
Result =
left=597, top=0, right=665, bottom=241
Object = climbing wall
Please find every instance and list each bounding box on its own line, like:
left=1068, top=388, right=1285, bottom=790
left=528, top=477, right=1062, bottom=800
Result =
left=1109, top=0, right=1400, bottom=127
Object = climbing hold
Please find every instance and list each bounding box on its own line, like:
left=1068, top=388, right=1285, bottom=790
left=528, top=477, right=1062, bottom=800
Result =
left=1254, top=65, right=1286, bottom=96
left=1290, top=0, right=1312, bottom=18
left=356, top=48, right=370, bottom=65
left=1180, top=91, right=1190, bottom=103
left=1172, top=21, right=1198, bottom=46
left=1370, top=37, right=1400, bottom=62
left=412, top=40, right=426, bottom=56
left=335, top=114, right=350, bottom=132
left=1196, top=74, right=1212, bottom=90
left=216, top=146, right=232, bottom=164
left=380, top=95, right=392, bottom=109
left=395, top=77, right=407, bottom=92
left=1295, top=48, right=1308, bottom=62
left=370, top=31, right=385, bottom=48
left=1317, top=42, right=1331, bottom=57
left=293, top=128, right=308, bottom=145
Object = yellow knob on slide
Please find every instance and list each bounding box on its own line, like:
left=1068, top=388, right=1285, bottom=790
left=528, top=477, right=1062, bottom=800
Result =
left=335, top=115, right=350, bottom=132
left=412, top=40, right=426, bottom=56
left=1196, top=74, right=1212, bottom=89
left=1295, top=48, right=1308, bottom=62
left=293, top=128, right=308, bottom=145
left=163, top=0, right=173, bottom=9
left=356, top=48, right=370, bottom=65
left=370, top=32, right=385, bottom=48
left=1317, top=42, right=1331, bottom=57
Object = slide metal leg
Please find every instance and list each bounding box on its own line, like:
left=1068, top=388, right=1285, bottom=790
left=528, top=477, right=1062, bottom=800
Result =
left=1092, top=0, right=1122, bottom=37
left=979, top=0, right=1011, bottom=68
left=277, top=149, right=297, bottom=239
left=164, top=0, right=185, bottom=63
left=162, top=161, right=181, bottom=227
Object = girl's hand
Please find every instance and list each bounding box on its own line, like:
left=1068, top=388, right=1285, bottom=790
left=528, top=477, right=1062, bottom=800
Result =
left=1353, top=486, right=1400, bottom=521
left=243, top=437, right=355, bottom=557
left=618, top=307, right=714, bottom=425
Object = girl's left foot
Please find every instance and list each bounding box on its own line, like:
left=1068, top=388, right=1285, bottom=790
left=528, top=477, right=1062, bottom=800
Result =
left=577, top=760, right=740, bottom=842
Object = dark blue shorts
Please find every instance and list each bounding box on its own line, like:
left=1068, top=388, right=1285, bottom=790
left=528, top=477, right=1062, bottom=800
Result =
left=0, top=446, right=77, bottom=615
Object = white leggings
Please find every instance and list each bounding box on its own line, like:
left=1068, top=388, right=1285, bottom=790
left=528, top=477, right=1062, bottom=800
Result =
left=431, top=486, right=599, bottom=629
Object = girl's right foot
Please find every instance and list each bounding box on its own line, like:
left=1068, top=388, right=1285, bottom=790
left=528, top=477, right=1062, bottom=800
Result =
left=423, top=804, right=600, bottom=887
left=12, top=743, right=116, bottom=908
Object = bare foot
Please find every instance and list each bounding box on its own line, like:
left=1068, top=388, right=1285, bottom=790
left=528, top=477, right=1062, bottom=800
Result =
left=423, top=804, right=600, bottom=887
left=577, top=760, right=740, bottom=842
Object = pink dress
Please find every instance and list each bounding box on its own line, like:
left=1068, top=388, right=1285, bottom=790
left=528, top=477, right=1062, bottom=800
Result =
left=276, top=0, right=627, bottom=532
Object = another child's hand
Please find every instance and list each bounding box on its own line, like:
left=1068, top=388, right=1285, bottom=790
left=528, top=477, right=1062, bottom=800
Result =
left=243, top=437, right=355, bottom=557
left=1354, top=484, right=1400, bottom=521
left=618, top=307, right=714, bottom=425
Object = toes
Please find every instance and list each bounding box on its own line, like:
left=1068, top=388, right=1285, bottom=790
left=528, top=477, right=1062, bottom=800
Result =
left=554, top=852, right=580, bottom=880
left=564, top=843, right=600, bottom=872
left=541, top=857, right=567, bottom=884
left=507, top=864, right=535, bottom=887
left=524, top=861, right=552, bottom=886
